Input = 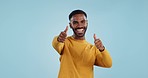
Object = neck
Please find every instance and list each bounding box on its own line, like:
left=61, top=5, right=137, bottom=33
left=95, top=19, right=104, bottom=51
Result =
left=72, top=35, right=85, bottom=40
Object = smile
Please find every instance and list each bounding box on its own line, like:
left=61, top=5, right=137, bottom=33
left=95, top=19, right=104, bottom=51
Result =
left=72, top=26, right=87, bottom=37
left=76, top=28, right=84, bottom=33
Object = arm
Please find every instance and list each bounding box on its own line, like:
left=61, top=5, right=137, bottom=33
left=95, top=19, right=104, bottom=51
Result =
left=52, top=26, right=68, bottom=55
left=93, top=34, right=112, bottom=68
left=52, top=36, right=65, bottom=55
left=94, top=49, right=112, bottom=68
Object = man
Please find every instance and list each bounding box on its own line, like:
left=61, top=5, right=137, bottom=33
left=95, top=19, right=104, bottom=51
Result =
left=52, top=9, right=112, bottom=78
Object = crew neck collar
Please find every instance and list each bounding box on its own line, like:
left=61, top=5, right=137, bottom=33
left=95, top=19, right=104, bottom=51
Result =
left=70, top=36, right=86, bottom=42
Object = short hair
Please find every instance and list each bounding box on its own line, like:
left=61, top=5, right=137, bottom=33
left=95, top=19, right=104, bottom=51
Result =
left=69, top=9, right=87, bottom=20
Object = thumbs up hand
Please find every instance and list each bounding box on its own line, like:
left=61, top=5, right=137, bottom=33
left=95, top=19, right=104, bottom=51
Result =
left=57, top=26, right=68, bottom=43
left=93, top=34, right=105, bottom=52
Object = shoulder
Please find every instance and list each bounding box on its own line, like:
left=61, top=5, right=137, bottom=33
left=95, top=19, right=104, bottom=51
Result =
left=65, top=36, right=72, bottom=42
left=63, top=36, right=72, bottom=45
left=66, top=36, right=72, bottom=39
left=84, top=40, right=96, bottom=49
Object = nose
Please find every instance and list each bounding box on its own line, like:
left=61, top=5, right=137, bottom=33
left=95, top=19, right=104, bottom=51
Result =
left=76, top=22, right=84, bottom=28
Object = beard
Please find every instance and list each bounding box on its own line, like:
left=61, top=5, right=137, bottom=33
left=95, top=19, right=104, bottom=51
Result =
left=71, top=26, right=87, bottom=37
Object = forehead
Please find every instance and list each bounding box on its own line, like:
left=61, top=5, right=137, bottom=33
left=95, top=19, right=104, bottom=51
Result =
left=70, top=14, right=87, bottom=21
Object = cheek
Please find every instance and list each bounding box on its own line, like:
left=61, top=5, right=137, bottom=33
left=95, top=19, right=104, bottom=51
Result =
left=84, top=23, right=87, bottom=27
left=70, top=24, right=76, bottom=29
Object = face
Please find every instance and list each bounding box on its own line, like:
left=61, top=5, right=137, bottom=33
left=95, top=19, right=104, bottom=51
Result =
left=69, top=14, right=88, bottom=38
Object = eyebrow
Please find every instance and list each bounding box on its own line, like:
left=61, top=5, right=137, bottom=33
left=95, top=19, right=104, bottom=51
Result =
left=72, top=19, right=86, bottom=22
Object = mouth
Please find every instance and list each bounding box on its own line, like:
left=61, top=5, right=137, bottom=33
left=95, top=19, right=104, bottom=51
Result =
left=72, top=26, right=87, bottom=37
left=75, top=27, right=85, bottom=33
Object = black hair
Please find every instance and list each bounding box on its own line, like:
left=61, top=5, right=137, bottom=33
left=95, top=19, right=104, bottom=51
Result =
left=69, top=9, right=87, bottom=20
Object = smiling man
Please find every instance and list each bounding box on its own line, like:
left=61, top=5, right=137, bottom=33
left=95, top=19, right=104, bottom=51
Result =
left=52, top=10, right=112, bottom=78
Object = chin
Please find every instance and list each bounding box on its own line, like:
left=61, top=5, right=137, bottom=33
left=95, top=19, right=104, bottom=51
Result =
left=76, top=33, right=85, bottom=37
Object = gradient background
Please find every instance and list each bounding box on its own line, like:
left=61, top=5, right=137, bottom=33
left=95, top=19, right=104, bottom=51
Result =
left=0, top=0, right=148, bottom=78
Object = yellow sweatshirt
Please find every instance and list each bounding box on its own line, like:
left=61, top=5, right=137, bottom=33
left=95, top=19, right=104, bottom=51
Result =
left=52, top=36, right=112, bottom=78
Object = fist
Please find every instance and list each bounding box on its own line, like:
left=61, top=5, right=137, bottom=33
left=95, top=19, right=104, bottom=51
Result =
left=93, top=34, right=105, bottom=52
left=57, top=26, right=68, bottom=43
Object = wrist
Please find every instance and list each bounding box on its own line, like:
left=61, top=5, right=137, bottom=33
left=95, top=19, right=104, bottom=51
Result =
left=57, top=36, right=60, bottom=42
left=99, top=46, right=105, bottom=52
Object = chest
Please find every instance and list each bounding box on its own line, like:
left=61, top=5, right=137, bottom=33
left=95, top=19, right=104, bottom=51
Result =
left=67, top=42, right=95, bottom=65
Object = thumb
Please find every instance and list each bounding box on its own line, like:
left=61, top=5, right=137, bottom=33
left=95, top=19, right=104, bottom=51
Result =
left=93, top=34, right=97, bottom=40
left=64, top=26, right=68, bottom=33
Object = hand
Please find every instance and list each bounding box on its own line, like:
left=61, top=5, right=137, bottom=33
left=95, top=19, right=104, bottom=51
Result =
left=57, top=26, right=68, bottom=43
left=93, top=34, right=105, bottom=52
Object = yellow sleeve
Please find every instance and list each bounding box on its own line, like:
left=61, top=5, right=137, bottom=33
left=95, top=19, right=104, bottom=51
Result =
left=94, top=49, right=112, bottom=68
left=52, top=36, right=64, bottom=55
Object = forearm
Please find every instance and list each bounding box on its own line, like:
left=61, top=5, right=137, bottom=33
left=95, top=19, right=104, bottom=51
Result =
left=100, top=49, right=112, bottom=68
left=52, top=36, right=64, bottom=54
left=95, top=49, right=112, bottom=68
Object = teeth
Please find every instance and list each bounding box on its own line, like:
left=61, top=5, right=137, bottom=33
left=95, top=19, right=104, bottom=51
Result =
left=77, top=29, right=83, bottom=32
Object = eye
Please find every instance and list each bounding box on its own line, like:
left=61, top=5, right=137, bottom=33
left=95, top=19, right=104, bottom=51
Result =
left=73, top=21, right=78, bottom=24
left=81, top=20, right=85, bottom=23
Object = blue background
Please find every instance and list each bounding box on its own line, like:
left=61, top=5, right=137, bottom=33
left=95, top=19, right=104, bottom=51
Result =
left=0, top=0, right=148, bottom=78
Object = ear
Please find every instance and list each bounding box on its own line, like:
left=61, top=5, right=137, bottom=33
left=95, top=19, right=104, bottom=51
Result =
left=86, top=20, right=88, bottom=27
left=69, top=23, right=72, bottom=28
left=86, top=22, right=88, bottom=26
